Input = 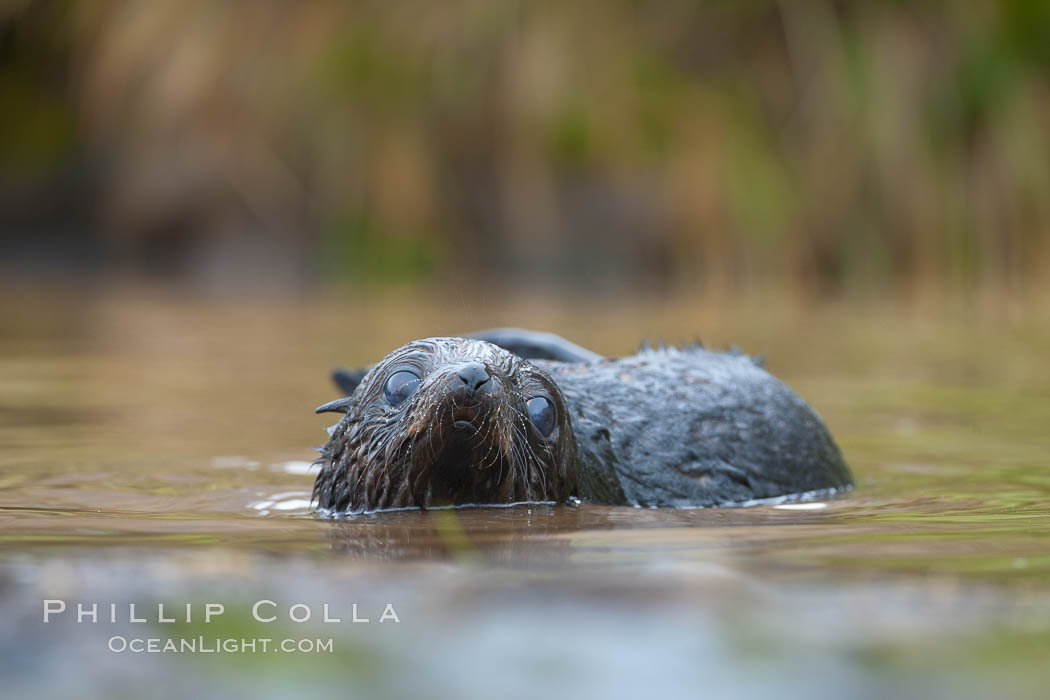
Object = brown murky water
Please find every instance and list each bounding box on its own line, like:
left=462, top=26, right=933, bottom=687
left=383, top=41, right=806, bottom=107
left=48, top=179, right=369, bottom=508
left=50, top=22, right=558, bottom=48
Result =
left=2, top=286, right=1049, bottom=699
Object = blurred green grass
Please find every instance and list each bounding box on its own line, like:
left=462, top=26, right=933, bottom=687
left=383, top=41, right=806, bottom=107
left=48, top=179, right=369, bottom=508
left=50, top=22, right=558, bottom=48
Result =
left=1, top=0, right=1048, bottom=296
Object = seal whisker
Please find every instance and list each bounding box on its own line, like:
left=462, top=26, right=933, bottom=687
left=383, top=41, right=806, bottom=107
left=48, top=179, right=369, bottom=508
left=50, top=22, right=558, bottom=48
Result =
left=510, top=413, right=548, bottom=499
left=508, top=425, right=533, bottom=499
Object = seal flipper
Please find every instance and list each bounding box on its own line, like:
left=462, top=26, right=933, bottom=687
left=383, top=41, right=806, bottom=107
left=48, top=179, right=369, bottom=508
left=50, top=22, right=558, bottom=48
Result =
left=332, top=367, right=368, bottom=396
left=467, top=328, right=603, bottom=364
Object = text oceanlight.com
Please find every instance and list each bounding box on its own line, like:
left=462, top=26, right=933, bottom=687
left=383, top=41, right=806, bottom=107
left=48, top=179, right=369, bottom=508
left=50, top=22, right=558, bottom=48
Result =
left=107, top=636, right=335, bottom=654
left=42, top=600, right=401, bottom=655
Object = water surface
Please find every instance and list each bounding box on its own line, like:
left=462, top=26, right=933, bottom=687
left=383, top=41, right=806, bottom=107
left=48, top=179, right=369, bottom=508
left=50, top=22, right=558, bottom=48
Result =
left=2, top=288, right=1049, bottom=699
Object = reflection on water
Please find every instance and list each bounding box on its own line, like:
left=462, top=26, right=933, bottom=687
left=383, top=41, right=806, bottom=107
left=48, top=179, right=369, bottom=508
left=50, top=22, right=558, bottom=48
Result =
left=1, top=288, right=1050, bottom=699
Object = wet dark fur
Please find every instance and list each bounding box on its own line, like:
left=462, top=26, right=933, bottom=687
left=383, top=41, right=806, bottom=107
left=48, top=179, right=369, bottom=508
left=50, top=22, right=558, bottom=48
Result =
left=313, top=336, right=852, bottom=514
left=533, top=347, right=852, bottom=507
left=313, top=339, right=577, bottom=513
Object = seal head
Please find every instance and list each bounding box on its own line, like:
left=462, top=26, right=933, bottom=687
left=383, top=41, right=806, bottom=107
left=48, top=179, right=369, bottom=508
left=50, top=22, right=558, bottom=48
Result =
left=313, top=338, right=578, bottom=513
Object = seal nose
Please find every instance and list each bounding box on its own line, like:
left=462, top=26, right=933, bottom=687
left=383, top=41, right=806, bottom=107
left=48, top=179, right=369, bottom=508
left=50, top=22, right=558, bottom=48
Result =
left=456, top=362, right=490, bottom=393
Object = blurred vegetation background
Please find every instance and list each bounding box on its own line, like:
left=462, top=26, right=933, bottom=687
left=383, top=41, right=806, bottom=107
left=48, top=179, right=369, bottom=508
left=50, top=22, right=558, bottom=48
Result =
left=1, top=0, right=1048, bottom=299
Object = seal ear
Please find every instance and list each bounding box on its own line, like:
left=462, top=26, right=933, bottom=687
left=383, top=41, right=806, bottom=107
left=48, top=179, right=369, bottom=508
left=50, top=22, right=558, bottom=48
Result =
left=316, top=396, right=354, bottom=414
left=331, top=367, right=368, bottom=396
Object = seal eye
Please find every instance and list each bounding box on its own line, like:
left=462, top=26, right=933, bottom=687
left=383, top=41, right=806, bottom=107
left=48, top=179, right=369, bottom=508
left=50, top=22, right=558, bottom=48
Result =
left=527, top=396, right=556, bottom=437
left=383, top=370, right=421, bottom=405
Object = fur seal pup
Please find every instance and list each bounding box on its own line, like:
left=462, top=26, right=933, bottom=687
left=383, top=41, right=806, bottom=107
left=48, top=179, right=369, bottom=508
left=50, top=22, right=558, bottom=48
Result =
left=312, top=330, right=852, bottom=514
